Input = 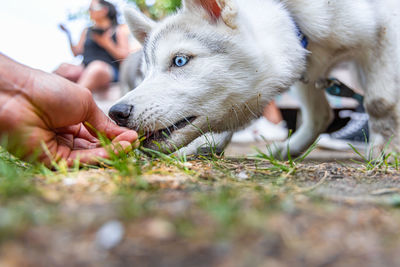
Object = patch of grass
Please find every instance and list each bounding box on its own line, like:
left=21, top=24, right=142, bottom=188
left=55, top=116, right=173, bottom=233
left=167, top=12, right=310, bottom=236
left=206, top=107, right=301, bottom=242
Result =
left=176, top=183, right=282, bottom=239
left=389, top=195, right=400, bottom=208
left=349, top=136, right=399, bottom=171
left=76, top=128, right=153, bottom=193
left=115, top=182, right=283, bottom=241
left=0, top=199, right=56, bottom=243
left=141, top=146, right=194, bottom=174
left=0, top=149, right=58, bottom=244
left=96, top=129, right=143, bottom=175
left=255, top=136, right=319, bottom=176
left=0, top=149, right=38, bottom=201
left=197, top=186, right=241, bottom=229
left=117, top=190, right=152, bottom=219
left=203, top=121, right=227, bottom=161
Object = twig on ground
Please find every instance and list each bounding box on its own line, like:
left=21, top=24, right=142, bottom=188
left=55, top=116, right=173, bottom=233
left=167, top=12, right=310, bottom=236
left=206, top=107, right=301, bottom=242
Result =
left=295, top=171, right=329, bottom=194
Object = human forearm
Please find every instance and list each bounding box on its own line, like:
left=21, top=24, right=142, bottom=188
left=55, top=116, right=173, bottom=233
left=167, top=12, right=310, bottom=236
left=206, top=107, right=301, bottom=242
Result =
left=67, top=34, right=78, bottom=56
left=70, top=29, right=87, bottom=57
left=0, top=54, right=30, bottom=98
left=0, top=54, right=35, bottom=152
left=0, top=53, right=138, bottom=165
left=0, top=54, right=87, bottom=127
left=103, top=41, right=129, bottom=60
left=71, top=44, right=83, bottom=57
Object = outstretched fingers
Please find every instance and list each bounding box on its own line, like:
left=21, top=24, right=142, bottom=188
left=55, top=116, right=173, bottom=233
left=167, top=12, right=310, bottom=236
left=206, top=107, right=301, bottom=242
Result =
left=65, top=140, right=134, bottom=166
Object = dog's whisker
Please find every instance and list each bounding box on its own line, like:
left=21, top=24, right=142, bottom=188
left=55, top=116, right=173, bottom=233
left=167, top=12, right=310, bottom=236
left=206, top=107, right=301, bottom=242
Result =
left=244, top=102, right=258, bottom=119
left=160, top=121, right=174, bottom=136
left=229, top=101, right=241, bottom=128
left=233, top=103, right=247, bottom=124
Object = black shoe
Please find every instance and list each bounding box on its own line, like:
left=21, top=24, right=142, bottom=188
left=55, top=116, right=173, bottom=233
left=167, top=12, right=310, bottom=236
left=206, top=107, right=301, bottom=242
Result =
left=318, top=110, right=369, bottom=151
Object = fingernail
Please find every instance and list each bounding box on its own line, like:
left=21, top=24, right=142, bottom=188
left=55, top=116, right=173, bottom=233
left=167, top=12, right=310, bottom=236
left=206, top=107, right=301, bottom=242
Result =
left=132, top=140, right=140, bottom=149
left=117, top=141, right=132, bottom=153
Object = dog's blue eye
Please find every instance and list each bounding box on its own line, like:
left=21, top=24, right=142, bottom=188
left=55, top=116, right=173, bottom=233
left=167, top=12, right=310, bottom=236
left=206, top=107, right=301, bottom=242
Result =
left=173, top=55, right=189, bottom=67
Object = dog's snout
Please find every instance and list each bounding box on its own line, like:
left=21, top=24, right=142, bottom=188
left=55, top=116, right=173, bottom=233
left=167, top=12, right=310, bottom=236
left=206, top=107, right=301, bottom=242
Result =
left=109, top=104, right=133, bottom=126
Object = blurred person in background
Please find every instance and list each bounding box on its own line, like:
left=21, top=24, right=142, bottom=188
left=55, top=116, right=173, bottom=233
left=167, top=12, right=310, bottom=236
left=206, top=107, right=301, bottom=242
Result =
left=54, top=0, right=130, bottom=92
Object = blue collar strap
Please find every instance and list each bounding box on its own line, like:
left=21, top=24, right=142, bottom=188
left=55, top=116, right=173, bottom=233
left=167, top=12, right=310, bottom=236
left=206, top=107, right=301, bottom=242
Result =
left=294, top=23, right=308, bottom=49
left=292, top=21, right=361, bottom=103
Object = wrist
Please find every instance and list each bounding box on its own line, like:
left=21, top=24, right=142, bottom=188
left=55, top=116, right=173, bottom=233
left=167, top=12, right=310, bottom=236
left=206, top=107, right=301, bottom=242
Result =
left=0, top=54, right=32, bottom=92
left=0, top=54, right=25, bottom=107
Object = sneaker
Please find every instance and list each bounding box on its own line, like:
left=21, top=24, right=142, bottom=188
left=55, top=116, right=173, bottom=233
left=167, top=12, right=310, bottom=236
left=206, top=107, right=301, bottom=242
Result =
left=253, top=117, right=288, bottom=141
left=318, top=111, right=369, bottom=151
left=231, top=117, right=288, bottom=143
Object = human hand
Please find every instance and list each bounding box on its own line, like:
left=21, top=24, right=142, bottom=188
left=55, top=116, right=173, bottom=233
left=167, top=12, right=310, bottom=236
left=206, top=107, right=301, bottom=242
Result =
left=0, top=54, right=138, bottom=166
left=58, top=23, right=70, bottom=35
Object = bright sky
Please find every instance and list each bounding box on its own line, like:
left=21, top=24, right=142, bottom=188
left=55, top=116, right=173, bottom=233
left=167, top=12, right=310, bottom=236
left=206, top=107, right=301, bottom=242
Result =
left=0, top=0, right=130, bottom=72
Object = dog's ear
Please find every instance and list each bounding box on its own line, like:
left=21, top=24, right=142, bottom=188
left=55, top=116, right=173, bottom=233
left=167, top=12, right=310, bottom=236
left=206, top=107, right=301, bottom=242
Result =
left=183, top=0, right=238, bottom=29
left=124, top=7, right=156, bottom=44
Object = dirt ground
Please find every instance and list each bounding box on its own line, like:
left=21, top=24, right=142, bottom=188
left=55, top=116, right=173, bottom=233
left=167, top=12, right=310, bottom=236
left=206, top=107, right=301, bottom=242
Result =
left=1, top=143, right=400, bottom=267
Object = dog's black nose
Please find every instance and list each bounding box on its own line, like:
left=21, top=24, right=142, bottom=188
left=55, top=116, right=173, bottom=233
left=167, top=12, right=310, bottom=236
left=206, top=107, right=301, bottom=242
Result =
left=109, top=104, right=133, bottom=126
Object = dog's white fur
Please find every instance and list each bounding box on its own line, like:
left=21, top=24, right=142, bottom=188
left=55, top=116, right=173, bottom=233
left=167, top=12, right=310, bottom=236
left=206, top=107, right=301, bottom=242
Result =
left=113, top=0, right=400, bottom=156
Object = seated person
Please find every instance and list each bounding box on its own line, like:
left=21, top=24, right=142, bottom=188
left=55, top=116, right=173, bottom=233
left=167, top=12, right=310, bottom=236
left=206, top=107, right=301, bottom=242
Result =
left=54, top=0, right=129, bottom=92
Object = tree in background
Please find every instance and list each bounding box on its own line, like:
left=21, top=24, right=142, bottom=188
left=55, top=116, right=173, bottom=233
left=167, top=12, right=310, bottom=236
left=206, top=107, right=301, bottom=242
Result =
left=130, top=0, right=181, bottom=20
left=67, top=0, right=181, bottom=22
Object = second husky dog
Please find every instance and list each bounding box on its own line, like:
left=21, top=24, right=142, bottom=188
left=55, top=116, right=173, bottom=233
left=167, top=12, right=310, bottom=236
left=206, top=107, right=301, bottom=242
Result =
left=110, top=0, right=400, bottom=157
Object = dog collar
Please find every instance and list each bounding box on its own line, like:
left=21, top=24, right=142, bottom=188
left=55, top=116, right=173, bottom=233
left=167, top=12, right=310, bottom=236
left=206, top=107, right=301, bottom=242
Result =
left=291, top=18, right=308, bottom=48
left=295, top=23, right=308, bottom=49
left=292, top=21, right=362, bottom=102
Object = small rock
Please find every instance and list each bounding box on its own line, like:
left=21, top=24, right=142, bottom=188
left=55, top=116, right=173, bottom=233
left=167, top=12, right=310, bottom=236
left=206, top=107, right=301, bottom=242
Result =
left=96, top=220, right=125, bottom=250
left=236, top=171, right=249, bottom=181
left=182, top=162, right=193, bottom=168
left=41, top=190, right=62, bottom=202
left=146, top=219, right=175, bottom=240
left=63, top=177, right=77, bottom=186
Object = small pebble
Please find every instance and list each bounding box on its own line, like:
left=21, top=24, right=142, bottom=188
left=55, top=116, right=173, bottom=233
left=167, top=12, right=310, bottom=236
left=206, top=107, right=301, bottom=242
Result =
left=63, top=178, right=77, bottom=186
left=237, top=171, right=249, bottom=181
left=182, top=162, right=193, bottom=168
left=95, top=220, right=125, bottom=250
left=146, top=219, right=175, bottom=240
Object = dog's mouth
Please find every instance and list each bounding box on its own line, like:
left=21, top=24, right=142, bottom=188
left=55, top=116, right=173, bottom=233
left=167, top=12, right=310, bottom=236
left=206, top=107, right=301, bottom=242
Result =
left=142, top=116, right=197, bottom=146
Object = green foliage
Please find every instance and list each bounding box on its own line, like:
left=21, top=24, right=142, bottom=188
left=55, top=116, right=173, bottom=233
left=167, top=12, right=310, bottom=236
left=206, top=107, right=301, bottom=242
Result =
left=197, top=186, right=241, bottom=230
left=0, top=199, right=56, bottom=243
left=66, top=0, right=182, bottom=23
left=349, top=136, right=400, bottom=171
left=255, top=135, right=319, bottom=176
left=67, top=8, right=89, bottom=21
left=0, top=149, right=56, bottom=243
left=0, top=149, right=37, bottom=201
left=129, top=0, right=182, bottom=20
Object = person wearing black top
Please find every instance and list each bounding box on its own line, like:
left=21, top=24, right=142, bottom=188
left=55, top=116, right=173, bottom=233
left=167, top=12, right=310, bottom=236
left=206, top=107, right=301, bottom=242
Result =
left=54, top=0, right=130, bottom=92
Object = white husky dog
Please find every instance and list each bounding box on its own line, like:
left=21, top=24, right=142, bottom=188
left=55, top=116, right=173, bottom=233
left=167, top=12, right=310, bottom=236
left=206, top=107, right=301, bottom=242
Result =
left=110, top=0, right=400, bottom=157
